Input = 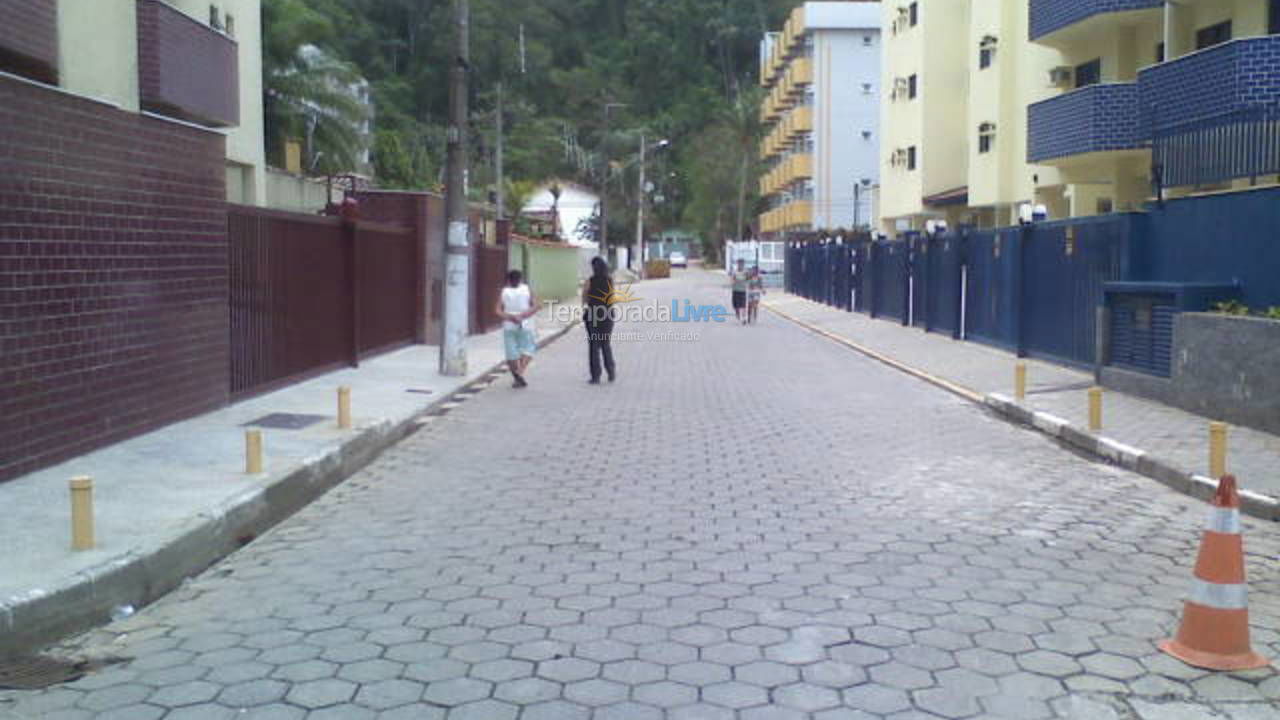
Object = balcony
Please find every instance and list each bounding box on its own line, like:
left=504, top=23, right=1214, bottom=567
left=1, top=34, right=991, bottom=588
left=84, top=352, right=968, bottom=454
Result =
left=1027, top=83, right=1142, bottom=164
left=1029, top=0, right=1163, bottom=46
left=136, top=0, right=240, bottom=127
left=0, top=0, right=57, bottom=84
left=786, top=106, right=814, bottom=138
left=1140, top=36, right=1280, bottom=188
left=1139, top=35, right=1280, bottom=137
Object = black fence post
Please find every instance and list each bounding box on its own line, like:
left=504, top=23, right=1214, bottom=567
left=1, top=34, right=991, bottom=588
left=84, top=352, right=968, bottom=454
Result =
left=954, top=230, right=966, bottom=340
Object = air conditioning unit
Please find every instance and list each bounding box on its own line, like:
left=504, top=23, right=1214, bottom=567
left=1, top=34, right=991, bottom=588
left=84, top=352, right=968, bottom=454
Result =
left=893, top=77, right=909, bottom=98
left=1048, top=66, right=1074, bottom=87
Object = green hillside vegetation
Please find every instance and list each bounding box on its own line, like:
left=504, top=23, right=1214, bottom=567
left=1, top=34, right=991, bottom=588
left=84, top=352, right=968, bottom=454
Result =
left=263, top=0, right=801, bottom=259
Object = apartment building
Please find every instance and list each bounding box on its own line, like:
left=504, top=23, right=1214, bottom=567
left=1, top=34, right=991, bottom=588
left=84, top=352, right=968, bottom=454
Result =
left=1028, top=0, right=1280, bottom=217
left=758, top=1, right=881, bottom=236
left=55, top=0, right=267, bottom=205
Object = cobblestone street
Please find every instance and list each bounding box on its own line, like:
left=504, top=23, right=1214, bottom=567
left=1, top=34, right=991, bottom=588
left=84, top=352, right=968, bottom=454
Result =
left=4, top=269, right=1279, bottom=719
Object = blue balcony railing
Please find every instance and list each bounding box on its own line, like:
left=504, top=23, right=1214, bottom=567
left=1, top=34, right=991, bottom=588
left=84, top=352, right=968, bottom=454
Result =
left=1029, top=0, right=1163, bottom=42
left=1028, top=83, right=1142, bottom=163
left=1139, top=35, right=1280, bottom=138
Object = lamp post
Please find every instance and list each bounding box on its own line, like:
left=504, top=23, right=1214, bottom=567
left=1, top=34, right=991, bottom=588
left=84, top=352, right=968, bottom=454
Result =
left=635, top=135, right=670, bottom=280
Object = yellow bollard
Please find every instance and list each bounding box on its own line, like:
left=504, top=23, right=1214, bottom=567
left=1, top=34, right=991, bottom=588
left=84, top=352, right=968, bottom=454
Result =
left=1088, top=387, right=1103, bottom=431
left=1210, top=421, right=1228, bottom=479
left=338, top=386, right=352, bottom=430
left=1015, top=362, right=1027, bottom=401
left=70, top=476, right=95, bottom=551
left=246, top=429, right=263, bottom=474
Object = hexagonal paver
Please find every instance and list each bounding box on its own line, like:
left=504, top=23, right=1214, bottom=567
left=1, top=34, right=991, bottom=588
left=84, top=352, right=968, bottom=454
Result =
left=337, top=658, right=404, bottom=683
left=624, top=679, right=694, bottom=708
left=217, top=679, right=288, bottom=707
left=668, top=661, right=732, bottom=685
left=286, top=679, right=357, bottom=709
left=803, top=660, right=868, bottom=688
left=1079, top=652, right=1146, bottom=681
left=774, top=682, right=843, bottom=712
left=538, top=657, right=601, bottom=683
left=146, top=681, right=221, bottom=708
left=420, top=677, right=492, bottom=706
left=352, top=679, right=423, bottom=710
left=1017, top=649, right=1083, bottom=678
left=735, top=661, right=800, bottom=688
left=77, top=684, right=151, bottom=712
left=562, top=678, right=628, bottom=706
left=493, top=677, right=561, bottom=704
left=843, top=684, right=912, bottom=715
left=868, top=662, right=934, bottom=690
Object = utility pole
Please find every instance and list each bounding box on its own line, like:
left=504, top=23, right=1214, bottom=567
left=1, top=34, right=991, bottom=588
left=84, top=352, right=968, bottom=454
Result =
left=441, top=0, right=470, bottom=376
left=635, top=134, right=646, bottom=280
left=495, top=82, right=505, bottom=220
left=600, top=102, right=627, bottom=265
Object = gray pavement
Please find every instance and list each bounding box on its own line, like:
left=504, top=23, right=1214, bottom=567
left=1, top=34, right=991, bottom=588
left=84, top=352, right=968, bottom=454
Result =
left=1, top=302, right=576, bottom=655
left=766, top=294, right=1280, bottom=502
left=3, top=269, right=1279, bottom=719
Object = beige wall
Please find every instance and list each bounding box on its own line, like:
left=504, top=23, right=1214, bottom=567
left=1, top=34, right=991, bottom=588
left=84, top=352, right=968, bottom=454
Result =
left=878, top=0, right=969, bottom=231
left=967, top=0, right=1062, bottom=225
left=265, top=169, right=333, bottom=213
left=1167, top=0, right=1269, bottom=60
left=57, top=0, right=140, bottom=111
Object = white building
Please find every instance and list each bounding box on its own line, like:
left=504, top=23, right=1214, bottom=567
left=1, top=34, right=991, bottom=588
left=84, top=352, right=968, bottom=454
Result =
left=523, top=182, right=601, bottom=248
left=759, top=1, right=882, bottom=235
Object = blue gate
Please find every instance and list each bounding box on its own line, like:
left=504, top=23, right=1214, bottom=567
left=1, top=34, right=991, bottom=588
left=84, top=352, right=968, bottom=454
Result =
left=924, top=230, right=964, bottom=337
left=875, top=241, right=910, bottom=323
left=1022, top=216, right=1131, bottom=367
left=965, top=228, right=1020, bottom=351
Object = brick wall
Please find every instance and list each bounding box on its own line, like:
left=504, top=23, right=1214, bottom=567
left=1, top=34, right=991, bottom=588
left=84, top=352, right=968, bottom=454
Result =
left=0, top=0, right=58, bottom=84
left=137, top=0, right=240, bottom=128
left=0, top=75, right=230, bottom=483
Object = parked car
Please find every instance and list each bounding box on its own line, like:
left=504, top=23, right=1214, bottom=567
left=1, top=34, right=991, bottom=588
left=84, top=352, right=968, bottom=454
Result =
left=668, top=251, right=687, bottom=268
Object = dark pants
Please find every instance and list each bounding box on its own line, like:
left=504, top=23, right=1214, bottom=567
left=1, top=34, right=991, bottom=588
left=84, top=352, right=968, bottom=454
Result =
left=587, top=322, right=615, bottom=380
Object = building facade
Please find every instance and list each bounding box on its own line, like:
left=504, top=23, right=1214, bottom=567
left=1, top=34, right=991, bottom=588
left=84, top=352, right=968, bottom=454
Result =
left=1028, top=0, right=1280, bottom=216
left=876, top=0, right=1280, bottom=231
left=55, top=0, right=267, bottom=205
left=877, top=0, right=970, bottom=232
left=759, top=1, right=881, bottom=236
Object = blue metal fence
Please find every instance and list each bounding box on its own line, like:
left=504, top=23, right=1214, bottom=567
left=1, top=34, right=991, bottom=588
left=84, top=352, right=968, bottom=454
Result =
left=779, top=186, right=1280, bottom=371
left=1153, top=106, right=1280, bottom=190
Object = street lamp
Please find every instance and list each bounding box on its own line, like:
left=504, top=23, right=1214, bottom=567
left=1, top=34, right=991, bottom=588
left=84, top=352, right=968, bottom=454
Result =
left=635, top=135, right=670, bottom=279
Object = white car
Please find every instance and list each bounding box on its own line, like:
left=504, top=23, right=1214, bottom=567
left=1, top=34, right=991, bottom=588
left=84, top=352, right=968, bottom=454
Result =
left=668, top=252, right=687, bottom=268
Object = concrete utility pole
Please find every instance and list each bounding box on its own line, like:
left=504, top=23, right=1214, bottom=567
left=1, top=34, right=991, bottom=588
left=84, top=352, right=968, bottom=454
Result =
left=495, top=82, right=505, bottom=220
left=441, top=0, right=470, bottom=376
left=600, top=102, right=627, bottom=263
left=635, top=135, right=669, bottom=280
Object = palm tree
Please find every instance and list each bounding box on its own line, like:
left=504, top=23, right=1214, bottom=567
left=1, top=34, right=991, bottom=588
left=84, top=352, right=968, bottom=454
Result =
left=263, top=0, right=369, bottom=175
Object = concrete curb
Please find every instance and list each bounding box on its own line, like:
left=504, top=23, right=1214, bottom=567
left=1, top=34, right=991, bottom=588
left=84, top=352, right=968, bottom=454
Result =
left=1, top=321, right=580, bottom=658
left=767, top=301, right=1280, bottom=523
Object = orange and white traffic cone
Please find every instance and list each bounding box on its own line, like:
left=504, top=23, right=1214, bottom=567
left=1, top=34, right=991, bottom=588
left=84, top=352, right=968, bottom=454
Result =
left=1160, top=475, right=1269, bottom=671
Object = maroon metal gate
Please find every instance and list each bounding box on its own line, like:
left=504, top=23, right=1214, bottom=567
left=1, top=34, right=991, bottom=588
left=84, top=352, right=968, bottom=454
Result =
left=228, top=206, right=418, bottom=398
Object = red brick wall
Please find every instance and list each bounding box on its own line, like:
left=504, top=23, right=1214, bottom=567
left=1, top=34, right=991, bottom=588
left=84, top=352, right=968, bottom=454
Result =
left=0, top=75, right=230, bottom=483
left=0, top=0, right=58, bottom=84
left=137, top=0, right=240, bottom=128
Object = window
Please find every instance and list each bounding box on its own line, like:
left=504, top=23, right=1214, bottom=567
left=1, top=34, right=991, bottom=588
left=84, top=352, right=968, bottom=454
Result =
left=909, top=2, right=918, bottom=27
left=1196, top=21, right=1232, bottom=50
left=209, top=4, right=222, bottom=30
left=1075, top=58, right=1101, bottom=88
left=1272, top=0, right=1280, bottom=35
left=863, top=35, right=873, bottom=47
left=1155, top=42, right=1165, bottom=63
left=862, top=130, right=872, bottom=140
left=908, top=74, right=918, bottom=99
left=225, top=13, right=235, bottom=37
left=979, top=36, right=997, bottom=69
left=907, top=146, right=917, bottom=171
left=978, top=123, right=996, bottom=154
left=862, top=82, right=872, bottom=95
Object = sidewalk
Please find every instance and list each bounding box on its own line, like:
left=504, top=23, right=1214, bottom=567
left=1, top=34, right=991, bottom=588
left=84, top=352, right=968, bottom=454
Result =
left=0, top=304, right=578, bottom=657
left=766, top=294, right=1280, bottom=516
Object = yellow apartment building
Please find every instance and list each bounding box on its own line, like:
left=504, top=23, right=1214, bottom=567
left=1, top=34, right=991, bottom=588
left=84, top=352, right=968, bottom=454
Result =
left=759, top=1, right=882, bottom=236
left=1028, top=0, right=1280, bottom=217
left=877, top=0, right=971, bottom=233
left=58, top=0, right=267, bottom=205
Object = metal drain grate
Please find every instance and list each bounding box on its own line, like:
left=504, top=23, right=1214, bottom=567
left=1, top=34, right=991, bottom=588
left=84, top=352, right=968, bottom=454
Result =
left=0, top=656, right=87, bottom=690
left=242, top=413, right=328, bottom=430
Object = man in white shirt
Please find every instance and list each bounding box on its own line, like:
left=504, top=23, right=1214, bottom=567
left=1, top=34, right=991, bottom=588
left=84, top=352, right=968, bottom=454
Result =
left=496, top=270, right=539, bottom=388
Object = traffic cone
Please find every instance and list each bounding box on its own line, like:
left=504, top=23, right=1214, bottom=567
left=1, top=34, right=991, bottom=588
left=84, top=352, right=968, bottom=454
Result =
left=1160, top=475, right=1269, bottom=671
